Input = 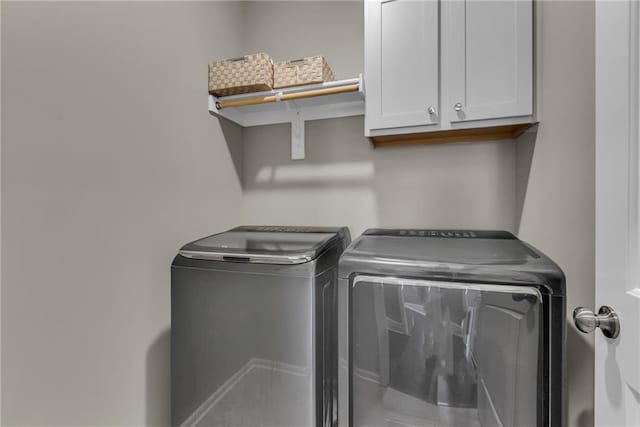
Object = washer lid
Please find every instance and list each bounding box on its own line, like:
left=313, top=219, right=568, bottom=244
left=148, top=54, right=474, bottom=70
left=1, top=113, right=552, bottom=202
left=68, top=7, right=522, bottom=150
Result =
left=179, top=225, right=348, bottom=264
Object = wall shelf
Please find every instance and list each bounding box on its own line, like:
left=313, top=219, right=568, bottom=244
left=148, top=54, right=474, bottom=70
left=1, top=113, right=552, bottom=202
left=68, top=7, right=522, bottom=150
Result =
left=209, top=75, right=364, bottom=160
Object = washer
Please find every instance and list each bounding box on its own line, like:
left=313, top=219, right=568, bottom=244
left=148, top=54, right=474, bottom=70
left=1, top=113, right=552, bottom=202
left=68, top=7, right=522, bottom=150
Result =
left=338, top=229, right=565, bottom=427
left=171, top=225, right=350, bottom=427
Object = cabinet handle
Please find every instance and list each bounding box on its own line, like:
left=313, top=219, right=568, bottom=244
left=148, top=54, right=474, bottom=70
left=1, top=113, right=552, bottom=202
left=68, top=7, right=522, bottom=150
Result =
left=428, top=106, right=436, bottom=115
left=454, top=102, right=463, bottom=112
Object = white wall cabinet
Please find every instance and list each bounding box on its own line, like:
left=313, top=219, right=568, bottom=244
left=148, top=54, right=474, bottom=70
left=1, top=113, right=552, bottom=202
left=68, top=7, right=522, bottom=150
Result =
left=365, top=0, right=440, bottom=130
left=365, top=0, right=533, bottom=139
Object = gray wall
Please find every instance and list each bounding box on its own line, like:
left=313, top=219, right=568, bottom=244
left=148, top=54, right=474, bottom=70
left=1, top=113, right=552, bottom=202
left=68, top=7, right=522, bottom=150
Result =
left=1, top=2, right=244, bottom=425
left=517, top=1, right=596, bottom=425
left=241, top=1, right=518, bottom=237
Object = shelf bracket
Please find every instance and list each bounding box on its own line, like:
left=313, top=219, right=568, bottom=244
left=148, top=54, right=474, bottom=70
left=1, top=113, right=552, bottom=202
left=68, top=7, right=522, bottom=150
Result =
left=291, top=111, right=305, bottom=160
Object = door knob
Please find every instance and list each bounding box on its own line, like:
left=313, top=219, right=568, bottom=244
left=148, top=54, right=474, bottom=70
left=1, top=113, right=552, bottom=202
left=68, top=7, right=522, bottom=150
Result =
left=573, top=306, right=620, bottom=338
left=428, top=106, right=436, bottom=115
left=454, top=102, right=463, bottom=112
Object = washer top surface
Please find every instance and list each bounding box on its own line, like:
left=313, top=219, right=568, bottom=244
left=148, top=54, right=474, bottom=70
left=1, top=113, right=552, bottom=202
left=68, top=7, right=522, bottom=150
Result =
left=339, top=229, right=565, bottom=295
left=179, top=225, right=349, bottom=264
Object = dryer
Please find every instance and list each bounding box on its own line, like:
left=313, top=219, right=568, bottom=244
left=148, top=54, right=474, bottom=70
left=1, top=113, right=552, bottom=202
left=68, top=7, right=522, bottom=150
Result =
left=338, top=229, right=565, bottom=427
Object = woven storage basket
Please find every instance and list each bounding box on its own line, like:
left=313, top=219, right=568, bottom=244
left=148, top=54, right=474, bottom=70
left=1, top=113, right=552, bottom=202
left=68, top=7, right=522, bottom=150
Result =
left=273, top=56, right=335, bottom=89
left=208, top=52, right=274, bottom=97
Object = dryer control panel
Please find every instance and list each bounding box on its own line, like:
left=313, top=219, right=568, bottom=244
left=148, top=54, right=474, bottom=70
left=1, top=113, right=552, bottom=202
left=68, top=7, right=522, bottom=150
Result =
left=363, top=229, right=516, bottom=239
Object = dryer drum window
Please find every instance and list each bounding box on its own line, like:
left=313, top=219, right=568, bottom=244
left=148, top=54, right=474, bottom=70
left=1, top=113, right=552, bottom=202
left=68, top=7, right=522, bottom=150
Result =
left=350, top=277, right=544, bottom=427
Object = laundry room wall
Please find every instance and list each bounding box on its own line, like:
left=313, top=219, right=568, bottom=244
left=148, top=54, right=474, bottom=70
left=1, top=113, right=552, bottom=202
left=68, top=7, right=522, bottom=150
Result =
left=240, top=1, right=596, bottom=426
left=240, top=0, right=518, bottom=238
left=517, top=1, right=596, bottom=426
left=1, top=2, right=244, bottom=425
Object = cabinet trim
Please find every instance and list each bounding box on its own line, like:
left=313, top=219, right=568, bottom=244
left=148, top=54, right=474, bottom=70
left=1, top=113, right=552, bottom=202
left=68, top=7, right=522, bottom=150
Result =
left=370, top=123, right=534, bottom=148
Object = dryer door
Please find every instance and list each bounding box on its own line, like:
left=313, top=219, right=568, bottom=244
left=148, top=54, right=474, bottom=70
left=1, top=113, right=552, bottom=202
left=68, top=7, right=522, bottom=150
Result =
left=349, top=276, right=543, bottom=427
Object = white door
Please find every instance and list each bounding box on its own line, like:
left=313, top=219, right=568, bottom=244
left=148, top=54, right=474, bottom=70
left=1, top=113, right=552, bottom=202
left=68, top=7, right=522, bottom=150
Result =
left=442, top=0, right=532, bottom=123
left=364, top=0, right=439, bottom=133
left=592, top=1, right=640, bottom=425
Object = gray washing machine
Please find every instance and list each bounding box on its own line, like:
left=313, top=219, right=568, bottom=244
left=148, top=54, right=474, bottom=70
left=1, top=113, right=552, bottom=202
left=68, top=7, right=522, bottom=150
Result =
left=171, top=225, right=350, bottom=427
left=338, top=229, right=565, bottom=427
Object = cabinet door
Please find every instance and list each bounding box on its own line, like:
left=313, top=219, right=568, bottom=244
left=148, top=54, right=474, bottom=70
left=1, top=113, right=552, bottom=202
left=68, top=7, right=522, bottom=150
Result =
left=444, top=0, right=532, bottom=123
left=365, top=0, right=440, bottom=133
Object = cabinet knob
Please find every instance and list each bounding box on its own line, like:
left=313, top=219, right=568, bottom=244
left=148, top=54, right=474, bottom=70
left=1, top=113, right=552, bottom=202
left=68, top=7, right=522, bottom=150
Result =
left=454, top=102, right=463, bottom=112
left=428, top=106, right=436, bottom=115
